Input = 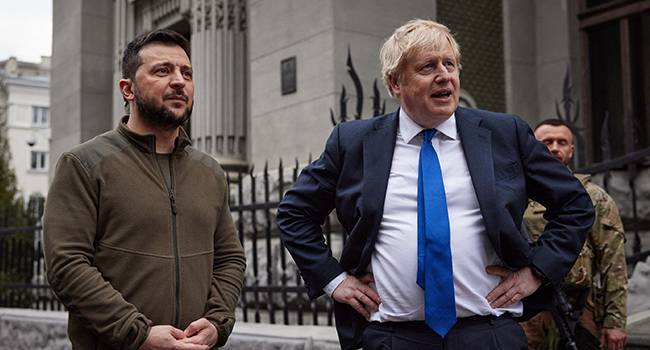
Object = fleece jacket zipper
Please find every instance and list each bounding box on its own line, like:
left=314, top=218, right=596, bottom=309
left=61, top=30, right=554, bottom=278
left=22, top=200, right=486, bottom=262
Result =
left=156, top=151, right=181, bottom=328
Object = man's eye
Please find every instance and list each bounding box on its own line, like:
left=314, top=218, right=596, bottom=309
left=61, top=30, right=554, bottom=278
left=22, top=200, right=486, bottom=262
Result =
left=156, top=68, right=168, bottom=74
left=420, top=64, right=434, bottom=72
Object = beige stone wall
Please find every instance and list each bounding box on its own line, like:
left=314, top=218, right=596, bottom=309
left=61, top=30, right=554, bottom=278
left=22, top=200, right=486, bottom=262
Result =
left=248, top=0, right=431, bottom=169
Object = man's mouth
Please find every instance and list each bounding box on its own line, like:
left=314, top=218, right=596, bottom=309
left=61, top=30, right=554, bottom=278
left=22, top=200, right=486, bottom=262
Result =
left=165, top=89, right=188, bottom=103
left=166, top=94, right=187, bottom=103
left=432, top=91, right=452, bottom=98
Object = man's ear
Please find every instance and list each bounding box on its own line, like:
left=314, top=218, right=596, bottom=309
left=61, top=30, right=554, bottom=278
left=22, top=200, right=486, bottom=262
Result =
left=119, top=79, right=135, bottom=102
left=388, top=75, right=401, bottom=95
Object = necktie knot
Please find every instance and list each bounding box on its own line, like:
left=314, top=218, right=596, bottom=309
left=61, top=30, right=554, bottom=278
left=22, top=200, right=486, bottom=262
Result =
left=424, top=129, right=437, bottom=143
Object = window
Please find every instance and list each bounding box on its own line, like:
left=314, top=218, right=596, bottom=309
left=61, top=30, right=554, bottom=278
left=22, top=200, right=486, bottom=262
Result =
left=32, top=107, right=49, bottom=126
left=579, top=0, right=650, bottom=163
left=30, top=151, right=47, bottom=171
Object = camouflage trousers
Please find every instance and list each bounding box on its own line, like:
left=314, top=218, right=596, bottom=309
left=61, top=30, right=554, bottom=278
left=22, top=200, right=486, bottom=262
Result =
left=520, top=308, right=600, bottom=350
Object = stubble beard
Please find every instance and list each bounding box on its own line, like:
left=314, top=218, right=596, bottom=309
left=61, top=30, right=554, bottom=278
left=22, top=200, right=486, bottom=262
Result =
left=133, top=84, right=193, bottom=132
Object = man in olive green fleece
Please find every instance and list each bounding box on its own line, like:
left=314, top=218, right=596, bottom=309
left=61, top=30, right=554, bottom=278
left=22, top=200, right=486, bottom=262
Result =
left=43, top=29, right=246, bottom=350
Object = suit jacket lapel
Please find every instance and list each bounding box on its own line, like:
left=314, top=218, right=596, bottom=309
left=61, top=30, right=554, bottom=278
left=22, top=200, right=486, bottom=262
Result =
left=357, top=111, right=398, bottom=272
left=455, top=108, right=502, bottom=257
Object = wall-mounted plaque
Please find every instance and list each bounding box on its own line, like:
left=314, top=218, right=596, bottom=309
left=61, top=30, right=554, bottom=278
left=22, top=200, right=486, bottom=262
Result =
left=281, top=56, right=297, bottom=95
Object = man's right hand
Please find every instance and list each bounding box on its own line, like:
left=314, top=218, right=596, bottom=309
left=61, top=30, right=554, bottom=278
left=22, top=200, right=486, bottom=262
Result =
left=331, top=273, right=381, bottom=318
left=138, top=325, right=209, bottom=350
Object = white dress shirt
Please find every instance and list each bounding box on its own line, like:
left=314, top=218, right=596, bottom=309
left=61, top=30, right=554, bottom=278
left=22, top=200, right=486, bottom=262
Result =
left=325, top=109, right=523, bottom=321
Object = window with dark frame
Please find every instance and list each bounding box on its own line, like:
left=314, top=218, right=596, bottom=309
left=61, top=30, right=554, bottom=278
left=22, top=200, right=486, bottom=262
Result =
left=579, top=0, right=650, bottom=164
left=30, top=151, right=47, bottom=171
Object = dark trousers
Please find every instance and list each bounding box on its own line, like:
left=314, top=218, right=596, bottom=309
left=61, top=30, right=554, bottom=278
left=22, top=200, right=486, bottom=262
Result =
left=362, top=313, right=529, bottom=350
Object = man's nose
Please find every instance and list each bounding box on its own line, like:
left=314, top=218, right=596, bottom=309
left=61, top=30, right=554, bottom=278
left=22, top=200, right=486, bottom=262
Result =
left=170, top=70, right=186, bottom=88
left=434, top=63, right=451, bottom=83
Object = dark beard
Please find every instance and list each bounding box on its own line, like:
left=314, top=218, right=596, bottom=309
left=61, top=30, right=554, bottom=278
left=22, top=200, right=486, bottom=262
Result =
left=134, top=85, right=192, bottom=132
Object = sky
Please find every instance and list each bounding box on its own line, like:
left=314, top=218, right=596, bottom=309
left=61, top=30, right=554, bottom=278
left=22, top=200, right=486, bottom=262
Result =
left=0, top=0, right=53, bottom=63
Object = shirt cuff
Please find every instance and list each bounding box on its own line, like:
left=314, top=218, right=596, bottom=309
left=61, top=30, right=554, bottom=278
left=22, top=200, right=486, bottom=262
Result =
left=323, top=272, right=349, bottom=297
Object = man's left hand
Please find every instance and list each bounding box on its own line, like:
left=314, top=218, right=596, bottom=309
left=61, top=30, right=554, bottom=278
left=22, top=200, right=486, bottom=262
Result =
left=601, top=328, right=627, bottom=350
left=181, top=318, right=218, bottom=348
left=485, top=266, right=541, bottom=309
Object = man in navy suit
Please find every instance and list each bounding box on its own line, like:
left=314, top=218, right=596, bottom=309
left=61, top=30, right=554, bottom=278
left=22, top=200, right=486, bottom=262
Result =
left=277, top=19, right=594, bottom=350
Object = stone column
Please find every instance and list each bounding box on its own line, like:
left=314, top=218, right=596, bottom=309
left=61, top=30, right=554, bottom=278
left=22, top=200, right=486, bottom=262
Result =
left=112, top=0, right=136, bottom=126
left=191, top=0, right=248, bottom=171
left=50, top=0, right=115, bottom=179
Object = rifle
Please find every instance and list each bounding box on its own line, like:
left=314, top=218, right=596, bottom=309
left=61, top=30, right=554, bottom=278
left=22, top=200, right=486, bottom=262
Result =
left=550, top=288, right=579, bottom=350
left=519, top=222, right=580, bottom=350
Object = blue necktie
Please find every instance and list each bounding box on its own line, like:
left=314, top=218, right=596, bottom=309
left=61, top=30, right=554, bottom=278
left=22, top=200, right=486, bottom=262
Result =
left=417, top=129, right=456, bottom=337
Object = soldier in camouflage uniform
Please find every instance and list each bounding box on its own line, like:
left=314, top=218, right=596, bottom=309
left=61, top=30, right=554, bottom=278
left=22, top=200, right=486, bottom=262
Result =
left=521, top=119, right=627, bottom=350
left=519, top=119, right=627, bottom=350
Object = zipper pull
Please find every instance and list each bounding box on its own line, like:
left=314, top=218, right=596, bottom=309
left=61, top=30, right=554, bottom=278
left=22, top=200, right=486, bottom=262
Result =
left=168, top=188, right=178, bottom=214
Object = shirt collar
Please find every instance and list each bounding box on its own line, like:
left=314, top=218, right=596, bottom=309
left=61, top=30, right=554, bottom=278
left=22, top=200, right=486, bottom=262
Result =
left=398, top=108, right=458, bottom=144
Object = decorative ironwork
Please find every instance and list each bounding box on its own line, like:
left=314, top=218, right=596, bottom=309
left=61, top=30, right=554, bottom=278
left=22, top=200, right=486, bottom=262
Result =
left=216, top=0, right=224, bottom=29
left=556, top=63, right=585, bottom=169
left=330, top=85, right=350, bottom=125
left=239, top=0, right=247, bottom=31
left=204, top=1, right=212, bottom=30
left=347, top=48, right=363, bottom=121
left=151, top=0, right=182, bottom=25
left=331, top=47, right=385, bottom=126
left=373, top=79, right=386, bottom=118
left=195, top=2, right=202, bottom=32
left=228, top=0, right=236, bottom=30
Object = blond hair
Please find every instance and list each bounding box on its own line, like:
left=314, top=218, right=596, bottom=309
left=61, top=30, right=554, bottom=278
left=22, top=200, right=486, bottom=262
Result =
left=380, top=19, right=461, bottom=96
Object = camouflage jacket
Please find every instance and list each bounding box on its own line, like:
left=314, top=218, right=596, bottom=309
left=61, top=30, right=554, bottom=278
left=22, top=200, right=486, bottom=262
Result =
left=523, top=173, right=627, bottom=330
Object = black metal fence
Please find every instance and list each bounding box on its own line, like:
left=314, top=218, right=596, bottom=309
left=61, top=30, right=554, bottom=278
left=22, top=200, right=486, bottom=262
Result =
left=0, top=197, right=62, bottom=310
left=228, top=159, right=341, bottom=326
left=0, top=159, right=345, bottom=326
left=1, top=156, right=648, bottom=326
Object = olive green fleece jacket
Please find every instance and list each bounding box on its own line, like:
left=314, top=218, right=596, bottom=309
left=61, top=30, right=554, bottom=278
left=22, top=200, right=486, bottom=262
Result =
left=43, top=116, right=246, bottom=350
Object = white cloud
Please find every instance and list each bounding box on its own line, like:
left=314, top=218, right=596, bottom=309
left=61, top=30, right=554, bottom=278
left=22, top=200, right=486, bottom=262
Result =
left=0, top=0, right=53, bottom=63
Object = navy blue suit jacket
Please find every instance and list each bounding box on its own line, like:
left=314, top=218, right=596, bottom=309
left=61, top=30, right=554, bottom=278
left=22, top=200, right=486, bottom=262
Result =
left=276, top=107, right=594, bottom=350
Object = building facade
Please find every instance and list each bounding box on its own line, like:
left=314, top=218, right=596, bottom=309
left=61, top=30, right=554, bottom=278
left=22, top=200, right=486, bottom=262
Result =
left=49, top=0, right=596, bottom=171
left=50, top=0, right=650, bottom=257
left=0, top=57, right=51, bottom=199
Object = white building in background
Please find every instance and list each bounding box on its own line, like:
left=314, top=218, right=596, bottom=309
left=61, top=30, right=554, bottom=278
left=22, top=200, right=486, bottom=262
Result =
left=0, top=56, right=51, bottom=199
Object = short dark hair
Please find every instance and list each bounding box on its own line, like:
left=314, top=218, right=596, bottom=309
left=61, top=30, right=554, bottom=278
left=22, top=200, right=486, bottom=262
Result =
left=535, top=118, right=569, bottom=131
left=121, top=29, right=191, bottom=81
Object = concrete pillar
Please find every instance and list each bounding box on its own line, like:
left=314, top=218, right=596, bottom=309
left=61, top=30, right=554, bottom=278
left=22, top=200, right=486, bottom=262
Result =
left=534, top=0, right=581, bottom=125
left=503, top=0, right=581, bottom=128
left=50, top=0, right=115, bottom=179
left=503, top=0, right=538, bottom=125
